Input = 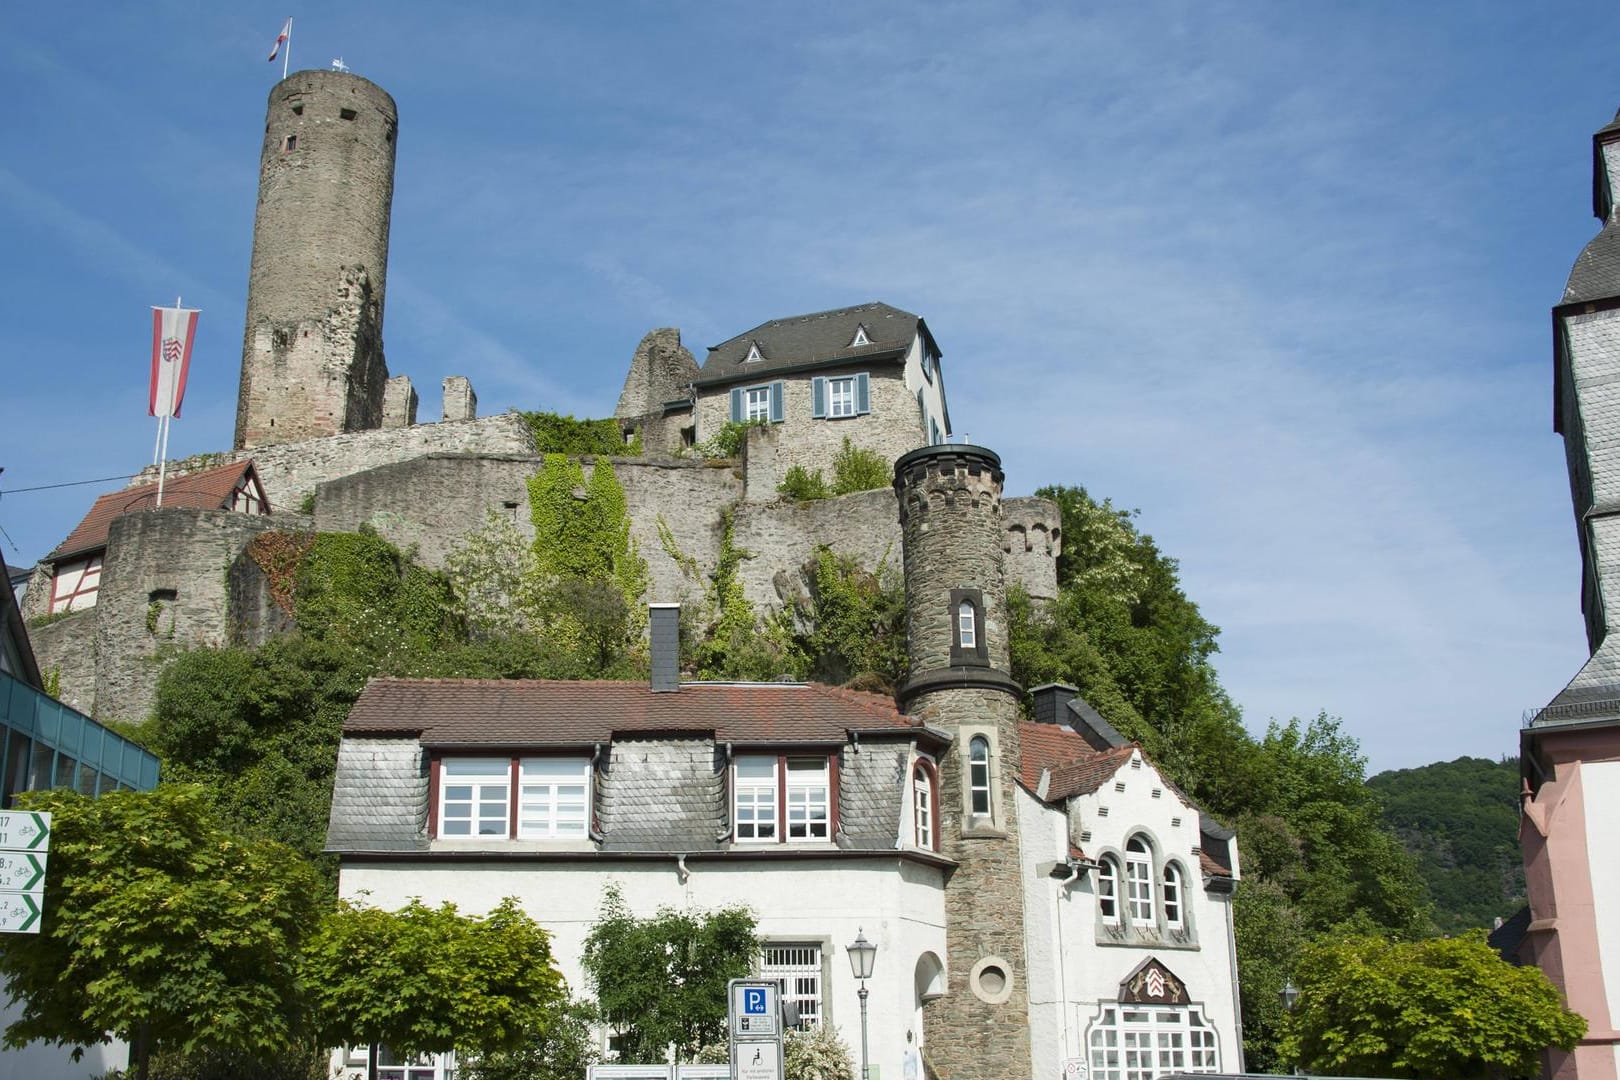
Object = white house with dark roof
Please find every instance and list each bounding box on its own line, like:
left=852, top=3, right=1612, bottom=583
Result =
left=691, top=302, right=950, bottom=482
left=325, top=446, right=1242, bottom=1080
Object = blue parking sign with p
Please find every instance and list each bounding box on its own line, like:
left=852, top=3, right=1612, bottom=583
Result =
left=744, top=987, right=767, bottom=1014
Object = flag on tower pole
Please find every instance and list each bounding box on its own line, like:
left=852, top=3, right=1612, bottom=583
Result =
left=149, top=301, right=198, bottom=509
left=269, top=18, right=292, bottom=77
left=149, top=304, right=198, bottom=419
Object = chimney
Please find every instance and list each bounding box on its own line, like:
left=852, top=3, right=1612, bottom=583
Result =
left=1030, top=683, right=1078, bottom=726
left=649, top=603, right=680, bottom=692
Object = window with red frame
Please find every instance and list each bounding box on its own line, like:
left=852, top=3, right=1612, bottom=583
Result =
left=734, top=754, right=834, bottom=843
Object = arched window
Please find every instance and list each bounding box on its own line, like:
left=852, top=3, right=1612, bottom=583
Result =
left=958, top=599, right=977, bottom=649
left=1163, top=862, right=1184, bottom=929
left=1125, top=836, right=1154, bottom=926
left=968, top=737, right=991, bottom=815
left=1097, top=856, right=1120, bottom=923
left=912, top=764, right=934, bottom=849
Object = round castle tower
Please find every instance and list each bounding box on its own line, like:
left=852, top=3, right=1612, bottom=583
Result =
left=235, top=70, right=397, bottom=451
left=893, top=444, right=1033, bottom=1080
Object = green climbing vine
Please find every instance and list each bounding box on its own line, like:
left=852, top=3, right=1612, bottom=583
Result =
left=522, top=411, right=641, bottom=456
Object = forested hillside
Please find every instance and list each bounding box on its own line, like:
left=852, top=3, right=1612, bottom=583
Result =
left=115, top=454, right=1442, bottom=1070
left=1368, top=756, right=1524, bottom=933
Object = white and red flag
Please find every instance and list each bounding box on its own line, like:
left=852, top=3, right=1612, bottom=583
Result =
left=268, top=18, right=291, bottom=62
left=149, top=305, right=199, bottom=418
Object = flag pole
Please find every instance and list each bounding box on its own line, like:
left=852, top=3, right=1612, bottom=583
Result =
left=155, top=295, right=181, bottom=508
left=283, top=18, right=292, bottom=79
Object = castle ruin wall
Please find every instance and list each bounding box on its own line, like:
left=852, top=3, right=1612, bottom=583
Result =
left=25, top=610, right=97, bottom=716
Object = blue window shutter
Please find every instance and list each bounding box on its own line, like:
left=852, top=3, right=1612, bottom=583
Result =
left=812, top=377, right=827, bottom=418
left=769, top=381, right=786, bottom=422
left=855, top=372, right=871, bottom=415
left=730, top=388, right=743, bottom=423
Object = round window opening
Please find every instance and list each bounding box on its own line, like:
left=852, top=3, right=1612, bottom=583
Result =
left=969, top=956, right=1014, bottom=1005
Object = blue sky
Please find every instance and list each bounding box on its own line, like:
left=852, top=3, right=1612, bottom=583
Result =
left=0, top=3, right=1612, bottom=773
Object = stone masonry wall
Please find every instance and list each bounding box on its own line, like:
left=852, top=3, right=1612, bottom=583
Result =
left=90, top=508, right=310, bottom=724
left=894, top=445, right=1033, bottom=1080
left=237, top=71, right=398, bottom=449
left=133, top=411, right=534, bottom=520
left=25, top=610, right=97, bottom=716
left=698, top=364, right=925, bottom=499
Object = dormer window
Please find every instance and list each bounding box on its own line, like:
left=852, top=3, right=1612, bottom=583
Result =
left=745, top=341, right=764, bottom=363
left=850, top=324, right=871, bottom=347
left=734, top=754, right=834, bottom=843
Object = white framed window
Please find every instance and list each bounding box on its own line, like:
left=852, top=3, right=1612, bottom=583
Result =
left=735, top=755, right=778, bottom=841
left=762, top=943, right=823, bottom=1029
left=1098, top=856, right=1121, bottom=923
left=785, top=757, right=830, bottom=841
left=50, top=554, right=103, bottom=614
left=828, top=377, right=856, bottom=418
left=1163, top=862, right=1183, bottom=929
left=1087, top=1005, right=1219, bottom=1078
left=1125, top=836, right=1154, bottom=926
left=912, top=763, right=934, bottom=849
left=968, top=736, right=991, bottom=815
left=745, top=386, right=771, bottom=422
left=745, top=341, right=764, bottom=362
left=439, top=758, right=510, bottom=838
left=376, top=1046, right=454, bottom=1080
left=518, top=757, right=590, bottom=838
left=958, top=599, right=977, bottom=649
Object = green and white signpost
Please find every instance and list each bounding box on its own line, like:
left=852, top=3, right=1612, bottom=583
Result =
left=0, top=811, right=50, bottom=934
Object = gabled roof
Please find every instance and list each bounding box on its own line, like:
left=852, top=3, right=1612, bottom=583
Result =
left=345, top=678, right=924, bottom=747
left=50, top=459, right=266, bottom=560
left=1018, top=721, right=1139, bottom=801
left=695, top=301, right=937, bottom=385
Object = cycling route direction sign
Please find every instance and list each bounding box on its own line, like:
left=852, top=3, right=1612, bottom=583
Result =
left=0, top=811, right=50, bottom=935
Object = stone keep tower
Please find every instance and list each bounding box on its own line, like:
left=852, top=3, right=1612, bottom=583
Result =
left=235, top=70, right=398, bottom=450
left=893, top=444, right=1032, bottom=1080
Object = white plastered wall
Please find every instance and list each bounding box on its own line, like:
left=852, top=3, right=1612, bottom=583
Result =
left=341, top=855, right=946, bottom=1076
left=900, top=334, right=949, bottom=442
left=1015, top=750, right=1241, bottom=1079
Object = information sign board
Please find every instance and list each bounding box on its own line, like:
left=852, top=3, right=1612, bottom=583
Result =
left=728, top=979, right=784, bottom=1080
left=0, top=811, right=50, bottom=935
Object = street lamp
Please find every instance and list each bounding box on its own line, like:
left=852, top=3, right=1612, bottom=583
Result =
left=1279, top=979, right=1299, bottom=1012
left=847, top=928, right=878, bottom=1080
left=1279, top=979, right=1301, bottom=1076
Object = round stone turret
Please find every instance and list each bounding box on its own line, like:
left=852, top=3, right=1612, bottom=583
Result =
left=894, top=444, right=1020, bottom=704
left=892, top=443, right=1033, bottom=1080
left=235, top=70, right=398, bottom=450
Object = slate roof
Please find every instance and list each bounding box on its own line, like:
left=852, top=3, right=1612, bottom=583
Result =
left=327, top=736, right=431, bottom=852
left=695, top=302, right=934, bottom=385
left=51, top=459, right=266, bottom=560
left=599, top=737, right=726, bottom=851
left=329, top=680, right=934, bottom=856
left=1562, top=223, right=1620, bottom=306
left=345, top=678, right=921, bottom=746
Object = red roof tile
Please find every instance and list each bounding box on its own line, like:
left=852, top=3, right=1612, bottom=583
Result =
left=345, top=678, right=921, bottom=747
left=51, top=460, right=266, bottom=559
left=1019, top=722, right=1138, bottom=801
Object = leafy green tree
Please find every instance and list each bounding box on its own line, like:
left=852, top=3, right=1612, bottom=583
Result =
left=777, top=465, right=831, bottom=501
left=786, top=547, right=908, bottom=690
left=1281, top=933, right=1584, bottom=1078
left=303, top=897, right=565, bottom=1059
left=1368, top=755, right=1525, bottom=932
left=458, top=999, right=600, bottom=1080
left=581, top=885, right=758, bottom=1063
left=828, top=438, right=889, bottom=495
left=1230, top=880, right=1307, bottom=1075
left=0, top=786, right=323, bottom=1080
